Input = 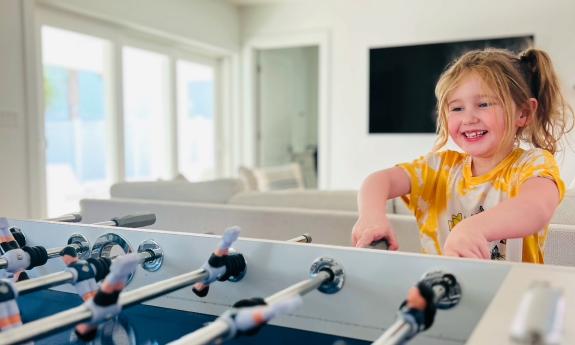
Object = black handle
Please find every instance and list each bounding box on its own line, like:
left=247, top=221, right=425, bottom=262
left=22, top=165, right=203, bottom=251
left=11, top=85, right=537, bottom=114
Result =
left=112, top=213, right=156, bottom=228
left=369, top=239, right=390, bottom=250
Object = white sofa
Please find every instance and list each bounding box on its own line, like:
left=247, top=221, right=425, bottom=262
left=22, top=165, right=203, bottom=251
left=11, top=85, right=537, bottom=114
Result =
left=81, top=198, right=420, bottom=251
left=110, top=179, right=393, bottom=212
left=78, top=179, right=575, bottom=266
left=108, top=178, right=575, bottom=224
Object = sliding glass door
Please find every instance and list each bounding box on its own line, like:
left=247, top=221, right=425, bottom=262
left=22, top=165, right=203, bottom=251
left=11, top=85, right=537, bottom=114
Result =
left=42, top=26, right=112, bottom=217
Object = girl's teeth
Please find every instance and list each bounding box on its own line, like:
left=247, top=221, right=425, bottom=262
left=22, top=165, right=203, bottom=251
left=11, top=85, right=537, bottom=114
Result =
left=465, top=131, right=486, bottom=138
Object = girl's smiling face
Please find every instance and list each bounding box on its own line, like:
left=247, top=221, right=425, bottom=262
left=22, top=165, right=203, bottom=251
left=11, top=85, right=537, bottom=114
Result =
left=446, top=73, right=524, bottom=170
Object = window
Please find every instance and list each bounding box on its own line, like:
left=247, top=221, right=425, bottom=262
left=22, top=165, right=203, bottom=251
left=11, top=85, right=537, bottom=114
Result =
left=177, top=60, right=216, bottom=181
left=123, top=47, right=170, bottom=181
left=42, top=26, right=112, bottom=217
left=38, top=11, right=226, bottom=217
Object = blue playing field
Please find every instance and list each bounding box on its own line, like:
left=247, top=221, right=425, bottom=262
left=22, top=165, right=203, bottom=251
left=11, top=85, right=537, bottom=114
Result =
left=18, top=290, right=370, bottom=345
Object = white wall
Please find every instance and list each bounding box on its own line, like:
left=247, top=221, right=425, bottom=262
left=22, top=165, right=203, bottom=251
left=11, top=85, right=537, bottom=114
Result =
left=0, top=0, right=30, bottom=218
left=240, top=0, right=575, bottom=189
left=0, top=0, right=240, bottom=218
left=38, top=0, right=240, bottom=52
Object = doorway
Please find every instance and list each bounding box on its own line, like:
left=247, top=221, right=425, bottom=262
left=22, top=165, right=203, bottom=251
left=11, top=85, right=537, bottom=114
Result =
left=256, top=46, right=319, bottom=188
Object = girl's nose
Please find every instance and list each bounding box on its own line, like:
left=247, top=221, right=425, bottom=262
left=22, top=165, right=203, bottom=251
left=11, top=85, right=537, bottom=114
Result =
left=462, top=110, right=479, bottom=125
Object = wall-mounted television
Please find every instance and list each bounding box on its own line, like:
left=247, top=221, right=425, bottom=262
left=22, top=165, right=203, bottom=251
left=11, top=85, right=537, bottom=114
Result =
left=369, top=35, right=534, bottom=133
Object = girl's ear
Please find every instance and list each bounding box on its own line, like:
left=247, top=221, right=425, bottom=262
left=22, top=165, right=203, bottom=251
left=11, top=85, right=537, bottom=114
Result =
left=516, top=98, right=538, bottom=127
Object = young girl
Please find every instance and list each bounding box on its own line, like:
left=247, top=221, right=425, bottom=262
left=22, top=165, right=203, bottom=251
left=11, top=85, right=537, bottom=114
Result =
left=352, top=48, right=574, bottom=263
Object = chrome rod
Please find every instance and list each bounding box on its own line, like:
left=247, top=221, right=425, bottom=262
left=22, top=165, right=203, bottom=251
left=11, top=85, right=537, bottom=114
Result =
left=372, top=281, right=449, bottom=345
left=92, top=220, right=116, bottom=226
left=173, top=270, right=332, bottom=345
left=174, top=319, right=230, bottom=345
left=120, top=269, right=208, bottom=308
left=0, top=268, right=210, bottom=345
left=46, top=213, right=82, bottom=223
left=287, top=234, right=312, bottom=243
left=109, top=250, right=153, bottom=262
left=372, top=319, right=413, bottom=345
left=46, top=243, right=81, bottom=259
left=16, top=271, right=75, bottom=295
left=16, top=251, right=158, bottom=296
left=266, top=270, right=330, bottom=304
left=137, top=250, right=153, bottom=262
left=0, top=305, right=92, bottom=345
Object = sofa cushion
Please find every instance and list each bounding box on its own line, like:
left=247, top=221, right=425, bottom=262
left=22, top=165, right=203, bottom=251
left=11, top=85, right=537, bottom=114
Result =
left=393, top=197, right=412, bottom=215
left=228, top=190, right=357, bottom=211
left=110, top=178, right=244, bottom=204
left=238, top=166, right=259, bottom=191
left=545, top=224, right=575, bottom=266
left=228, top=190, right=394, bottom=213
left=241, top=163, right=305, bottom=191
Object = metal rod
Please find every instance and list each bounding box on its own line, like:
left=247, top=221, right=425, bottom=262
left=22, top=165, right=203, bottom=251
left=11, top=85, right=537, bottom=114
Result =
left=15, top=251, right=157, bottom=296
left=175, top=320, right=230, bottom=345
left=120, top=269, right=208, bottom=308
left=92, top=220, right=116, bottom=226
left=109, top=250, right=153, bottom=263
left=372, top=283, right=449, bottom=345
left=266, top=270, right=330, bottom=304
left=16, top=271, right=75, bottom=295
left=137, top=250, right=154, bottom=262
left=45, top=213, right=82, bottom=223
left=0, top=268, right=210, bottom=345
left=372, top=319, right=413, bottom=345
left=46, top=243, right=81, bottom=259
left=175, top=270, right=332, bottom=345
left=0, top=243, right=83, bottom=269
left=0, top=244, right=82, bottom=270
left=0, top=305, right=92, bottom=345
left=287, top=234, right=312, bottom=243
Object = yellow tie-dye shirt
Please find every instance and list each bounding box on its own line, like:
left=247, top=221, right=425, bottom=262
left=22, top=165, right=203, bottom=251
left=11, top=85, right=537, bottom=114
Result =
left=398, top=148, right=565, bottom=263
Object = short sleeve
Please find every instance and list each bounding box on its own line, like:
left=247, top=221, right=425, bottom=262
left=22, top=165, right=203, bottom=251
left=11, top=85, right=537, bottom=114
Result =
left=516, top=148, right=565, bottom=201
left=397, top=152, right=443, bottom=212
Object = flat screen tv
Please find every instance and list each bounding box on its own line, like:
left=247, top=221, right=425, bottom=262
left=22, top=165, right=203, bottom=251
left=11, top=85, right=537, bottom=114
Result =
left=369, top=35, right=534, bottom=133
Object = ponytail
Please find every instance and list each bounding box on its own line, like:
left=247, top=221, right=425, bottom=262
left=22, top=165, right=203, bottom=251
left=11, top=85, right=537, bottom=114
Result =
left=518, top=49, right=574, bottom=154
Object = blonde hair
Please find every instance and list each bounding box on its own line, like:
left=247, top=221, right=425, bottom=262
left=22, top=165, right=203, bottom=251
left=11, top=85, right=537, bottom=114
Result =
left=434, top=48, right=574, bottom=154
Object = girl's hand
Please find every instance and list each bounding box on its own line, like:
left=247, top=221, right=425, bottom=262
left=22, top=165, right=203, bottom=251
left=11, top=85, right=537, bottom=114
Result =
left=351, top=218, right=399, bottom=250
left=443, top=224, right=490, bottom=259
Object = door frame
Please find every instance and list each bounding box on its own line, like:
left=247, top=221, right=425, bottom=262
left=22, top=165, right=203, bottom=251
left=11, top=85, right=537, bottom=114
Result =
left=242, top=30, right=331, bottom=188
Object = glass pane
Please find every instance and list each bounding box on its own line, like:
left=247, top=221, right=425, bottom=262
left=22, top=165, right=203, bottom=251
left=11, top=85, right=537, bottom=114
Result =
left=42, top=26, right=111, bottom=217
left=177, top=60, right=215, bottom=181
left=123, top=47, right=169, bottom=181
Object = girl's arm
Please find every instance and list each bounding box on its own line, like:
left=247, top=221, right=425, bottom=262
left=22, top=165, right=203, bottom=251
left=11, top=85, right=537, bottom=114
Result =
left=352, top=167, right=411, bottom=248
left=444, top=177, right=561, bottom=258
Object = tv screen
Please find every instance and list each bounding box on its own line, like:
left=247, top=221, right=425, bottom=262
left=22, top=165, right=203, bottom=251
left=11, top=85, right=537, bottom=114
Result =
left=369, top=36, right=534, bottom=133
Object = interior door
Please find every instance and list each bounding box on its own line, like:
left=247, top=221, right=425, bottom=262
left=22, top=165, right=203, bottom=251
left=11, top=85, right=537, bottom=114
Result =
left=256, top=46, right=319, bottom=187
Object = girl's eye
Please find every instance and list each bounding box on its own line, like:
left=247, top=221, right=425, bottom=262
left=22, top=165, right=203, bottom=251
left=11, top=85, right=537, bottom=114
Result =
left=479, top=102, right=492, bottom=108
left=449, top=106, right=463, bottom=112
